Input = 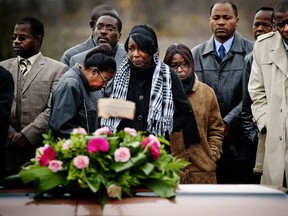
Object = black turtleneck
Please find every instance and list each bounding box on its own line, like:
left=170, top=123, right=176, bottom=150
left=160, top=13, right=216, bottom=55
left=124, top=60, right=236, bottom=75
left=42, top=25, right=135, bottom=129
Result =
left=118, top=63, right=156, bottom=132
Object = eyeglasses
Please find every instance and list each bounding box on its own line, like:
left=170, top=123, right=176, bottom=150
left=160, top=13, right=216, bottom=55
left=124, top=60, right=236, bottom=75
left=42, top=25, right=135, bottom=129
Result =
left=98, top=70, right=109, bottom=84
left=275, top=20, right=288, bottom=28
left=96, top=25, right=117, bottom=32
left=10, top=34, right=34, bottom=41
left=170, top=62, right=189, bottom=70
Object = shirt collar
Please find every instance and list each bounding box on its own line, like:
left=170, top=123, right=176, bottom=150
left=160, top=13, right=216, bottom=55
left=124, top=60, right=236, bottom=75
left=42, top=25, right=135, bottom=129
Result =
left=18, top=52, right=41, bottom=65
left=214, top=36, right=234, bottom=53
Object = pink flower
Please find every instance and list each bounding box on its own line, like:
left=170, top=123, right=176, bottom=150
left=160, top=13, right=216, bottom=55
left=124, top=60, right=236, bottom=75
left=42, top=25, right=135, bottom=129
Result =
left=93, top=127, right=112, bottom=136
left=62, top=140, right=71, bottom=150
left=35, top=144, right=50, bottom=159
left=48, top=160, right=63, bottom=172
left=72, top=128, right=87, bottom=135
left=87, top=137, right=109, bottom=153
left=141, top=135, right=161, bottom=160
left=73, top=155, right=89, bottom=169
left=107, top=184, right=122, bottom=198
left=141, top=135, right=160, bottom=147
left=39, top=146, right=57, bottom=166
left=124, top=127, right=137, bottom=136
left=149, top=142, right=160, bottom=160
left=114, top=147, right=131, bottom=162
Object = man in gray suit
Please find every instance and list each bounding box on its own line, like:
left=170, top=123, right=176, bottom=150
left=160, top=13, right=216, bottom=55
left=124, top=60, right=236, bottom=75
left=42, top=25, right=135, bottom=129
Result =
left=70, top=13, right=127, bottom=97
left=0, top=17, right=68, bottom=175
left=60, top=4, right=120, bottom=66
left=69, top=13, right=126, bottom=69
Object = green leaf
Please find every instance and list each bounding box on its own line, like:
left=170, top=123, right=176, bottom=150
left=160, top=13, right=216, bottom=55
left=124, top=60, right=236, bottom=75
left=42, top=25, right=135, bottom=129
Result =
left=139, top=162, right=154, bottom=176
left=110, top=153, right=147, bottom=173
left=143, top=179, right=176, bottom=198
left=19, top=166, right=65, bottom=194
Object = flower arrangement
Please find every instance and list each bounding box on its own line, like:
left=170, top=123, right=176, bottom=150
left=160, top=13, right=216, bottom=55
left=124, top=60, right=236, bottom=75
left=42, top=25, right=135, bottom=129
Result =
left=19, top=127, right=189, bottom=205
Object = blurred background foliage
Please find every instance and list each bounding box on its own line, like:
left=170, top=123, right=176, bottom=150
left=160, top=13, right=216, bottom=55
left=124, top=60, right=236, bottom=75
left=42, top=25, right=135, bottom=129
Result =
left=0, top=0, right=278, bottom=60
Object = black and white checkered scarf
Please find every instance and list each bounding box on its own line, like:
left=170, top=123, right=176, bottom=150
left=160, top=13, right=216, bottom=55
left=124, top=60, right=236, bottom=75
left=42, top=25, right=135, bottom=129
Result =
left=101, top=54, right=174, bottom=136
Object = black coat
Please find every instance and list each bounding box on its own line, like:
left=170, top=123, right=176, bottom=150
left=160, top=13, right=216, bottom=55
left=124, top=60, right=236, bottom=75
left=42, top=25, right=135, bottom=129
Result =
left=117, top=64, right=192, bottom=134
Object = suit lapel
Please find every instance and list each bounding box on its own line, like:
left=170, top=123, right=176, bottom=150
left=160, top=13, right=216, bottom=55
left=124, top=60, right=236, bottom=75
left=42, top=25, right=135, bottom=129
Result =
left=6, top=59, right=19, bottom=98
left=22, top=54, right=44, bottom=93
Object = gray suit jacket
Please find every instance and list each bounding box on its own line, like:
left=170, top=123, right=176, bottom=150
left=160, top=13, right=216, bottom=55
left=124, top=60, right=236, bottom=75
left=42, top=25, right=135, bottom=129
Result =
left=0, top=53, right=68, bottom=171
left=60, top=36, right=96, bottom=66
left=69, top=43, right=127, bottom=69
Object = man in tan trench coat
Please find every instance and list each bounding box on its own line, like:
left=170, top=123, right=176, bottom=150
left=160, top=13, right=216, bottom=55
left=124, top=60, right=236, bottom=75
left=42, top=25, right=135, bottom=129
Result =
left=248, top=0, right=288, bottom=188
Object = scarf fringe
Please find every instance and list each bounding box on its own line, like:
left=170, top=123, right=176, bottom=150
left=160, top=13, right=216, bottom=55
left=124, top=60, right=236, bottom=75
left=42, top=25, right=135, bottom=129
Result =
left=101, top=54, right=174, bottom=135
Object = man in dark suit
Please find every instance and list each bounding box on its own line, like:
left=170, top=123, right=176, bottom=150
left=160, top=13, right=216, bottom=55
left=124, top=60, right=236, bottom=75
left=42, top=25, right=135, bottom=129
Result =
left=0, top=17, right=68, bottom=175
left=60, top=4, right=120, bottom=66
left=0, top=66, right=14, bottom=179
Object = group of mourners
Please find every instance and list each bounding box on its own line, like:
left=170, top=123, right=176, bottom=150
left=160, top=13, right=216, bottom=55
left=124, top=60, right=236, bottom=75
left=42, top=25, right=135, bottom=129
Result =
left=1, top=0, right=288, bottom=190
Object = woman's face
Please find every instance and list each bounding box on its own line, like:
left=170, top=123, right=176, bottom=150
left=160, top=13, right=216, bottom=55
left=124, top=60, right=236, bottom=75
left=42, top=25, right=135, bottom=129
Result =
left=169, top=53, right=193, bottom=81
left=86, top=67, right=114, bottom=91
left=127, top=37, right=152, bottom=68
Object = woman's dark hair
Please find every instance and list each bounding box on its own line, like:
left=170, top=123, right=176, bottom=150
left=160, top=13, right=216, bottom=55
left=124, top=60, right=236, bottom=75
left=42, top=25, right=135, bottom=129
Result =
left=124, top=24, right=158, bottom=56
left=163, top=43, right=194, bottom=71
left=84, top=43, right=116, bottom=72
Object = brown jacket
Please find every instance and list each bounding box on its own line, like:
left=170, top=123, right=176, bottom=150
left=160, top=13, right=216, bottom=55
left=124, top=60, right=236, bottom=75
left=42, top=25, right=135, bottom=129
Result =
left=170, top=75, right=224, bottom=184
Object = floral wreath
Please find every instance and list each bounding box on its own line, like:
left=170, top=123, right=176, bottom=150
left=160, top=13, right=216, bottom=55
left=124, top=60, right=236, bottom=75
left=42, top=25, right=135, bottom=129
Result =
left=19, top=127, right=189, bottom=205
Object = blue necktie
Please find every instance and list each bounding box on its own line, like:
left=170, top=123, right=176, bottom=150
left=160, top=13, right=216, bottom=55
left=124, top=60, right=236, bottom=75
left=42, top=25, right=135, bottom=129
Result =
left=218, top=45, right=226, bottom=61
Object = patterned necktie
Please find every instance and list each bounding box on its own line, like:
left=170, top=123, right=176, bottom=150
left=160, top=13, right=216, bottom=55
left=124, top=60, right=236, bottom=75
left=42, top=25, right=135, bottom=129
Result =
left=218, top=45, right=226, bottom=61
left=20, top=59, right=29, bottom=76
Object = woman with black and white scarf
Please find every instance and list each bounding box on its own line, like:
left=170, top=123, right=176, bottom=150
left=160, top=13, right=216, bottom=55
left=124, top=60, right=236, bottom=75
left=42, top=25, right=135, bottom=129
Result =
left=101, top=24, right=199, bottom=145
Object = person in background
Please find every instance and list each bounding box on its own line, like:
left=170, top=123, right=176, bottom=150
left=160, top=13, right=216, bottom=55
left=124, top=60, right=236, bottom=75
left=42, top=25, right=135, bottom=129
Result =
left=49, top=44, right=116, bottom=139
left=241, top=7, right=274, bottom=182
left=69, top=13, right=126, bottom=69
left=191, top=1, right=254, bottom=184
left=0, top=66, right=14, bottom=179
left=60, top=4, right=120, bottom=66
left=101, top=24, right=200, bottom=148
left=69, top=13, right=126, bottom=100
left=248, top=0, right=288, bottom=188
left=164, top=43, right=224, bottom=184
left=0, top=17, right=68, bottom=175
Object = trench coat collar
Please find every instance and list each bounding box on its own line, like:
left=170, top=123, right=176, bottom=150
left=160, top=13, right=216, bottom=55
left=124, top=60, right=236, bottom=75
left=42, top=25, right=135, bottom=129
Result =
left=269, top=31, right=288, bottom=76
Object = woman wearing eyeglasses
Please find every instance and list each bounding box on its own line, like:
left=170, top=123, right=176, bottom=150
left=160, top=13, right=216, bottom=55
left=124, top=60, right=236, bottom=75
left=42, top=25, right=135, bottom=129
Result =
left=164, top=43, right=224, bottom=184
left=101, top=25, right=199, bottom=146
left=49, top=43, right=116, bottom=139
